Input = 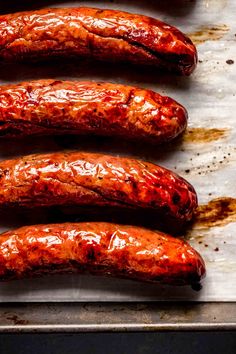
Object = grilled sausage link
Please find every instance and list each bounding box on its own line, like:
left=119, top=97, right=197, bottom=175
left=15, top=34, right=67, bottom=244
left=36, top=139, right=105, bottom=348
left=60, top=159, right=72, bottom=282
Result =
left=0, top=222, right=206, bottom=285
left=0, top=152, right=197, bottom=224
left=0, top=8, right=197, bottom=75
left=0, top=79, right=187, bottom=142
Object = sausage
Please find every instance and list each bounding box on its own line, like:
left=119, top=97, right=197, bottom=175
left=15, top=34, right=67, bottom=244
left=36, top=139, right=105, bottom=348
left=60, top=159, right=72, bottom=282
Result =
left=0, top=152, right=197, bottom=224
left=0, top=222, right=206, bottom=285
left=0, top=79, right=187, bottom=143
left=0, top=8, right=197, bottom=75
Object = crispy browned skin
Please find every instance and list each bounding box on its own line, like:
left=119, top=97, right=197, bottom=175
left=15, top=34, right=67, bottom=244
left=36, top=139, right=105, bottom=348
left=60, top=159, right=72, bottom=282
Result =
left=0, top=152, right=197, bottom=224
left=0, top=8, right=197, bottom=75
left=0, top=79, right=187, bottom=143
left=0, top=222, right=206, bottom=285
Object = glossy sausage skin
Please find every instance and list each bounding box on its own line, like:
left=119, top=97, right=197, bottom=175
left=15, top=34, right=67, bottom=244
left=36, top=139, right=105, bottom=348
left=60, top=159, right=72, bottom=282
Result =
left=0, top=79, right=187, bottom=143
left=0, top=8, right=197, bottom=75
left=0, top=222, right=206, bottom=285
left=0, top=152, right=197, bottom=224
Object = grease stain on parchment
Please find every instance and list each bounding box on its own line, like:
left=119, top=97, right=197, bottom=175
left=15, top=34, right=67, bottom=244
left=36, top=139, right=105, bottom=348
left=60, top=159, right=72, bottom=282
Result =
left=183, top=128, right=229, bottom=143
left=188, top=25, right=229, bottom=45
left=195, top=197, right=236, bottom=228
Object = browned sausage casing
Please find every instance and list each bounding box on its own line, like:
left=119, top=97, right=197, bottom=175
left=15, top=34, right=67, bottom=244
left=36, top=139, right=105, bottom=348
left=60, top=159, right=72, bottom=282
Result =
left=0, top=8, right=197, bottom=75
left=0, top=222, right=206, bottom=285
left=0, top=80, right=187, bottom=143
left=0, top=152, right=197, bottom=224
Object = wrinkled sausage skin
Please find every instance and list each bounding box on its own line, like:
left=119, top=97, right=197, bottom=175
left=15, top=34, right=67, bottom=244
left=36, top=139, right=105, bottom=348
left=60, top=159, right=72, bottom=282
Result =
left=0, top=80, right=187, bottom=143
left=0, top=8, right=197, bottom=75
left=0, top=152, right=197, bottom=224
left=0, top=222, right=206, bottom=285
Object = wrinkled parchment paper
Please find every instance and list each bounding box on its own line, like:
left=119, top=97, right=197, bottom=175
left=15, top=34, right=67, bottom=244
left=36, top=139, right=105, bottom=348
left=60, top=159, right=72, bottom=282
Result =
left=0, top=0, right=235, bottom=301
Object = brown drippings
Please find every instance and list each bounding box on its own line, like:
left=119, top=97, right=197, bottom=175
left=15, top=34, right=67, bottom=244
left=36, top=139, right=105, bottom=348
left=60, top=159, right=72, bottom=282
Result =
left=195, top=197, right=236, bottom=227
left=188, top=25, right=229, bottom=45
left=6, top=315, right=29, bottom=325
left=183, top=128, right=228, bottom=143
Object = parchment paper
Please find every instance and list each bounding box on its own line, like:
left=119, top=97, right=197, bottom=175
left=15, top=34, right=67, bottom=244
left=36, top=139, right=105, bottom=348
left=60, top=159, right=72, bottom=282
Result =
left=0, top=0, right=235, bottom=301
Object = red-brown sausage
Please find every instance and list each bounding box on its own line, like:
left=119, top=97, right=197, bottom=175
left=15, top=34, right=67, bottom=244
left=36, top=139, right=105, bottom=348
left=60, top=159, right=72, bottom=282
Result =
left=0, top=222, right=206, bottom=285
left=0, top=152, right=197, bottom=224
left=0, top=79, right=187, bottom=143
left=0, top=8, right=197, bottom=75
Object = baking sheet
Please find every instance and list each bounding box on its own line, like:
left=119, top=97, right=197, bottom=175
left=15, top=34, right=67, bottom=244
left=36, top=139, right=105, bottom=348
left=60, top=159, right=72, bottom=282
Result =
left=0, top=0, right=235, bottom=301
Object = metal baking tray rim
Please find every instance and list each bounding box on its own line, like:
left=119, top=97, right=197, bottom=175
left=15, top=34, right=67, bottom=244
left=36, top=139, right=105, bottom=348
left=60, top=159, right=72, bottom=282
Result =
left=0, top=302, right=235, bottom=332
